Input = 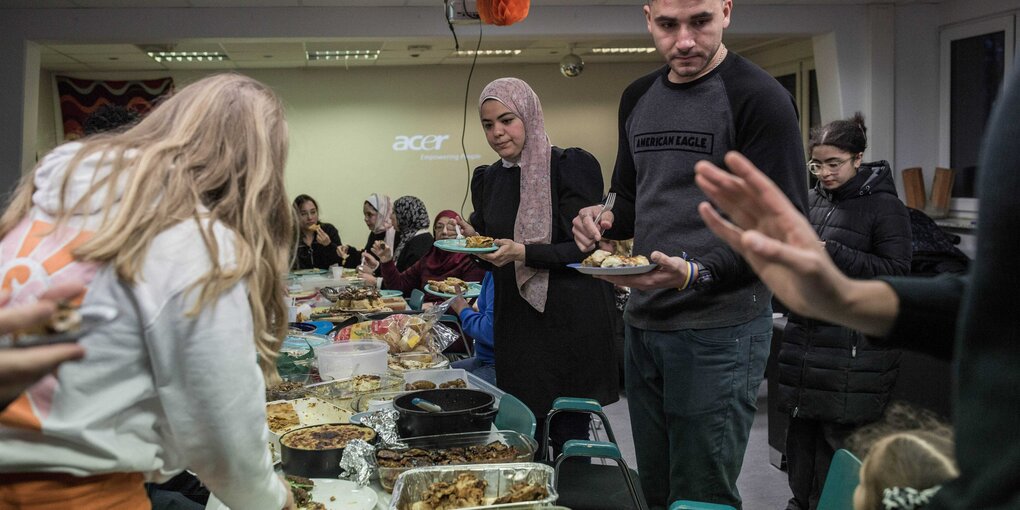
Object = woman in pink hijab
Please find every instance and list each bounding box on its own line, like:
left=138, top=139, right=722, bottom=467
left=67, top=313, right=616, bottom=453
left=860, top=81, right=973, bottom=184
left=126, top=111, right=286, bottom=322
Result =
left=460, top=77, right=618, bottom=457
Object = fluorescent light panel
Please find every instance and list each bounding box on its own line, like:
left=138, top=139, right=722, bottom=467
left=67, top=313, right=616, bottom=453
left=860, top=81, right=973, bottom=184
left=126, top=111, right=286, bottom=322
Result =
left=591, top=47, right=656, bottom=54
left=306, top=50, right=380, bottom=61
left=454, top=49, right=522, bottom=57
left=147, top=51, right=228, bottom=63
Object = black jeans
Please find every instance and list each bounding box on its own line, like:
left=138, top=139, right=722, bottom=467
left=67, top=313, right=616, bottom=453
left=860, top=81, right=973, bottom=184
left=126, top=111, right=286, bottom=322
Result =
left=624, top=309, right=772, bottom=510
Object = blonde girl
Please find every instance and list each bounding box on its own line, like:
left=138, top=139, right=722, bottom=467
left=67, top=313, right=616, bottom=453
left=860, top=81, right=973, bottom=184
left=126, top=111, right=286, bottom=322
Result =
left=0, top=73, right=294, bottom=509
left=854, top=430, right=958, bottom=510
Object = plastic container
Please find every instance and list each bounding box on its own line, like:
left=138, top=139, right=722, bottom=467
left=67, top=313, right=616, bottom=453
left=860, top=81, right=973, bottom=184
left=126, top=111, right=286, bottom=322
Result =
left=316, top=340, right=389, bottom=380
left=389, top=462, right=557, bottom=509
left=376, top=430, right=538, bottom=491
left=265, top=397, right=351, bottom=464
left=387, top=352, right=450, bottom=372
left=350, top=389, right=408, bottom=413
left=305, top=374, right=403, bottom=408
left=402, top=368, right=469, bottom=391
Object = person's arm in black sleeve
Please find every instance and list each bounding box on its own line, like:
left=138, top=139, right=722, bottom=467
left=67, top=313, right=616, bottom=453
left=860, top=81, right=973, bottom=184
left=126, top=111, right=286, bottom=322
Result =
left=468, top=164, right=488, bottom=235
left=526, top=148, right=604, bottom=270
left=399, top=234, right=434, bottom=271
left=699, top=73, right=808, bottom=287
left=872, top=273, right=965, bottom=361
left=827, top=204, right=912, bottom=278
left=604, top=78, right=651, bottom=241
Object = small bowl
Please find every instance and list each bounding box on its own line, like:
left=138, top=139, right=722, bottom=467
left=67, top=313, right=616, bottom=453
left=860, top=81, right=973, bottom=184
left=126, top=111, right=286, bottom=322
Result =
left=319, top=286, right=342, bottom=303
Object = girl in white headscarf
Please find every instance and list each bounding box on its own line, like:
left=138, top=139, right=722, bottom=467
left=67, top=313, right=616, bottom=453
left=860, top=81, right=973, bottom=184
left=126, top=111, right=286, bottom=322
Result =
left=459, top=77, right=619, bottom=458
left=353, top=193, right=395, bottom=273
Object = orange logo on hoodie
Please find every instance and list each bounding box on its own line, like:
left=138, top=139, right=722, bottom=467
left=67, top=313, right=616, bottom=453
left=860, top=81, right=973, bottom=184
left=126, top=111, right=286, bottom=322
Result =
left=0, top=218, right=97, bottom=430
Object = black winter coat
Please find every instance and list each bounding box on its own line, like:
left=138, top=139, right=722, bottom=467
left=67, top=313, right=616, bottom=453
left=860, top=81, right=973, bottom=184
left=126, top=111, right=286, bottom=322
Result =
left=778, top=161, right=912, bottom=424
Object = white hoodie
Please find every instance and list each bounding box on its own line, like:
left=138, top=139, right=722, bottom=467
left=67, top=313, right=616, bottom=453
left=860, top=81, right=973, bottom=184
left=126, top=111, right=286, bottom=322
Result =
left=0, top=142, right=287, bottom=510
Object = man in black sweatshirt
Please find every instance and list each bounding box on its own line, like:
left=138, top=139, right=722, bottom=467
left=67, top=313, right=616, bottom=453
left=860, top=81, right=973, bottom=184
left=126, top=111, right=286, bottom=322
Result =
left=573, top=0, right=807, bottom=508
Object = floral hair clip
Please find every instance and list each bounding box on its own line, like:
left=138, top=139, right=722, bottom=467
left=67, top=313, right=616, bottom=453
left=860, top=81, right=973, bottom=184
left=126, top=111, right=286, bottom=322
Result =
left=882, top=485, right=942, bottom=510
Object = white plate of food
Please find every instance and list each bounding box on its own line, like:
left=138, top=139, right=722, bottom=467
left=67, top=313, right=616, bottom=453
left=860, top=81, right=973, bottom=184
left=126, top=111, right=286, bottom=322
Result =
left=568, top=250, right=657, bottom=276
left=207, top=477, right=377, bottom=510
left=433, top=237, right=498, bottom=254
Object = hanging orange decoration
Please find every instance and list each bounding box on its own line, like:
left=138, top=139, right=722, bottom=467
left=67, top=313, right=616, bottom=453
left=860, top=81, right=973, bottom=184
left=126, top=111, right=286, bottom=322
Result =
left=477, top=0, right=530, bottom=26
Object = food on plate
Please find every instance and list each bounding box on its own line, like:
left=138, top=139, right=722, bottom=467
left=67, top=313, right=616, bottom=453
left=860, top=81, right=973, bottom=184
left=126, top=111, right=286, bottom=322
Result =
left=404, top=378, right=466, bottom=391
left=427, top=277, right=469, bottom=295
left=377, top=441, right=522, bottom=469
left=280, top=423, right=376, bottom=451
left=581, top=249, right=650, bottom=268
left=350, top=374, right=382, bottom=392
left=406, top=380, right=437, bottom=391
left=266, top=402, right=301, bottom=433
left=464, top=236, right=494, bottom=249
left=335, top=287, right=386, bottom=311
left=493, top=482, right=549, bottom=504
left=14, top=301, right=82, bottom=339
left=286, top=475, right=328, bottom=510
left=410, top=473, right=487, bottom=510
left=266, top=381, right=306, bottom=402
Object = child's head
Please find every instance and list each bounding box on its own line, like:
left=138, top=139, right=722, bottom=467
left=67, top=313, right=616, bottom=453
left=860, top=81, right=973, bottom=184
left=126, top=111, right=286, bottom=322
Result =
left=854, top=430, right=957, bottom=510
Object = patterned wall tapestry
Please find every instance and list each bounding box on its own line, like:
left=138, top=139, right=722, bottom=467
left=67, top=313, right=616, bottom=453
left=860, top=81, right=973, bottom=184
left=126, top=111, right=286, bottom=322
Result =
left=56, top=76, right=174, bottom=141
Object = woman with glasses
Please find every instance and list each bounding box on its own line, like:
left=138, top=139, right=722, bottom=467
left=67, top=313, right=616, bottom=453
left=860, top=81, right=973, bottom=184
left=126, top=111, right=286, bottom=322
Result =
left=360, top=210, right=485, bottom=303
left=779, top=113, right=913, bottom=510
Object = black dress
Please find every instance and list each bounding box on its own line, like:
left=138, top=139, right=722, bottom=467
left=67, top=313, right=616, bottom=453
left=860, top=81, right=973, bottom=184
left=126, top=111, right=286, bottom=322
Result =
left=470, top=147, right=619, bottom=415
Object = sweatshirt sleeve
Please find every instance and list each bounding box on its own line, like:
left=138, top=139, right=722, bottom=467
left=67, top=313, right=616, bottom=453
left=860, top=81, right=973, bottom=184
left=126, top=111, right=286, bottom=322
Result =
left=144, top=282, right=287, bottom=510
left=380, top=258, right=423, bottom=295
left=458, top=273, right=494, bottom=345
left=524, top=148, right=605, bottom=270
left=872, top=273, right=965, bottom=361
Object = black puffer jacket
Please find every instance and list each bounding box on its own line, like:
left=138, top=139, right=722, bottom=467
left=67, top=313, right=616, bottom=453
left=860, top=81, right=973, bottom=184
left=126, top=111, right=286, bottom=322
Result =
left=778, top=161, right=912, bottom=424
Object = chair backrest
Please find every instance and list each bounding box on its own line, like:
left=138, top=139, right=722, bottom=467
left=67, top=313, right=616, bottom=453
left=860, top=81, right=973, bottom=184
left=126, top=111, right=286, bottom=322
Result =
left=409, top=289, right=425, bottom=311
left=494, top=393, right=536, bottom=438
left=818, top=449, right=863, bottom=510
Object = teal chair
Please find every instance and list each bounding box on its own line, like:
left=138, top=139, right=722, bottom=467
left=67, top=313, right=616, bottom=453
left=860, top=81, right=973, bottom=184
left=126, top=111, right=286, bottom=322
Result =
left=408, top=289, right=425, bottom=311
left=543, top=397, right=647, bottom=510
left=818, top=449, right=862, bottom=510
left=669, top=501, right=736, bottom=510
left=494, top=393, right=536, bottom=438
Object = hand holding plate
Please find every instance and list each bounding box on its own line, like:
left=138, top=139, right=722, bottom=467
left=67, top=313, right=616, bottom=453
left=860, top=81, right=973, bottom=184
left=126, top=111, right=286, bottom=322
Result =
left=595, top=251, right=689, bottom=290
left=477, top=239, right=525, bottom=267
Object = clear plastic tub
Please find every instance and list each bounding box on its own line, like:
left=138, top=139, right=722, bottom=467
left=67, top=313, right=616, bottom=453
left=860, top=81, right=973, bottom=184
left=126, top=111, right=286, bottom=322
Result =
left=305, top=374, right=403, bottom=408
left=402, top=368, right=469, bottom=391
left=376, top=430, right=538, bottom=491
left=316, top=340, right=389, bottom=380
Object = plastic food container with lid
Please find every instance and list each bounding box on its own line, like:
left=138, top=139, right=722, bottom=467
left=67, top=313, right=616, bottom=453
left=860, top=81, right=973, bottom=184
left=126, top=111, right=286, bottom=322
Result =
left=315, top=340, right=389, bottom=380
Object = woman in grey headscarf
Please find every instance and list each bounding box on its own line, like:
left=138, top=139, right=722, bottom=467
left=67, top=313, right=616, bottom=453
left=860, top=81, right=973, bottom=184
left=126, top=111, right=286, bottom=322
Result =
left=391, top=195, right=433, bottom=272
left=460, top=77, right=618, bottom=457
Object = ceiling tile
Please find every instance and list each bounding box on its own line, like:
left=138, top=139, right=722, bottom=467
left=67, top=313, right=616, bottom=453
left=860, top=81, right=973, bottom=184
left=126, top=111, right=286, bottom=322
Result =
left=2, top=0, right=75, bottom=7
left=47, top=44, right=145, bottom=54
left=219, top=41, right=306, bottom=55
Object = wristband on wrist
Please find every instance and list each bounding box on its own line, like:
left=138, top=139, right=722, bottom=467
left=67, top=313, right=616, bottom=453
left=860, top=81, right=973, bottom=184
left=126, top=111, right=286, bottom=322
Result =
left=677, top=260, right=695, bottom=291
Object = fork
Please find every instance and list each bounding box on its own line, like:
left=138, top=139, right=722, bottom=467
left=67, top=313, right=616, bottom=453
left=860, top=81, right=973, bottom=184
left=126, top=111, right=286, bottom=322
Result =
left=594, top=192, right=616, bottom=235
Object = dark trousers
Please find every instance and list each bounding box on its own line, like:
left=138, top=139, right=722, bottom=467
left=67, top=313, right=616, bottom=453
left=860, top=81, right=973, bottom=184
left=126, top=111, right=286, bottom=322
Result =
left=625, top=309, right=772, bottom=510
left=784, top=417, right=856, bottom=510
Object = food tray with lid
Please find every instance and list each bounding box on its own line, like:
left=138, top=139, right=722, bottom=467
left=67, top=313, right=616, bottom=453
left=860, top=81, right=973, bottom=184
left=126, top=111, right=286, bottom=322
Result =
left=389, top=462, right=557, bottom=510
left=376, top=430, right=538, bottom=491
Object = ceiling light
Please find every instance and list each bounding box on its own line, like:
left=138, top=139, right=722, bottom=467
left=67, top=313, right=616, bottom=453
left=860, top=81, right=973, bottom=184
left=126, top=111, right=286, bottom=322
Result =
left=453, top=49, right=522, bottom=57
left=591, top=47, right=657, bottom=55
left=147, top=51, right=228, bottom=63
left=306, top=50, right=380, bottom=61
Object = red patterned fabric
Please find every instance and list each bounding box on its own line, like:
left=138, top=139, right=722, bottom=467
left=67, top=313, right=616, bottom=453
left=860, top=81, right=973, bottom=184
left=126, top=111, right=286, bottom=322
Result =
left=477, top=0, right=530, bottom=26
left=56, top=76, right=173, bottom=140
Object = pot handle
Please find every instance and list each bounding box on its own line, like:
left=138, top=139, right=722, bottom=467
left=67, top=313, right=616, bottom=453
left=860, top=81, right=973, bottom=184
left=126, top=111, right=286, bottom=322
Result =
left=471, top=406, right=498, bottom=422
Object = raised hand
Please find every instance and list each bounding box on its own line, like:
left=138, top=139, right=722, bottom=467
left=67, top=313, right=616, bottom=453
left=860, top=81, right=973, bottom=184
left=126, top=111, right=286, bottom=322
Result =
left=456, top=217, right=478, bottom=237
left=371, top=241, right=393, bottom=263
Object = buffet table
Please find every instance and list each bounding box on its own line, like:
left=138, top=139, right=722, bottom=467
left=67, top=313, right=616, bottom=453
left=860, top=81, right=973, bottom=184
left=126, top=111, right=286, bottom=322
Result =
left=206, top=372, right=506, bottom=510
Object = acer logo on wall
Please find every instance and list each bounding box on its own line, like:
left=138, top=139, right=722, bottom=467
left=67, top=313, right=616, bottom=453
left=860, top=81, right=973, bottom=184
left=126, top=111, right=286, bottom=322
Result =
left=392, top=134, right=451, bottom=151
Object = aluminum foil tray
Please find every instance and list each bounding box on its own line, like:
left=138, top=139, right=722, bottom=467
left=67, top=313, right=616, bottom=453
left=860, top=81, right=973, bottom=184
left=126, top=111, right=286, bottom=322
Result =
left=389, top=462, right=557, bottom=510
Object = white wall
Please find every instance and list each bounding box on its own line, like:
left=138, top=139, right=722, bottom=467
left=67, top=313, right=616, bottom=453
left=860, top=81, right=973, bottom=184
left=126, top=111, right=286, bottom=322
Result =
left=36, top=62, right=658, bottom=241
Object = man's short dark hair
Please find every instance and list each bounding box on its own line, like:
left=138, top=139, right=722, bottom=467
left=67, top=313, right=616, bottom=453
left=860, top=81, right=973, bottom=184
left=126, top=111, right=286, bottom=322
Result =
left=82, top=104, right=140, bottom=135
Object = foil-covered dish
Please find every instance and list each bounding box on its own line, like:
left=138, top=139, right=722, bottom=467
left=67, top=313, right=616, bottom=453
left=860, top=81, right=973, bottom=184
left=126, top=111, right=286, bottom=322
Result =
left=389, top=462, right=557, bottom=510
